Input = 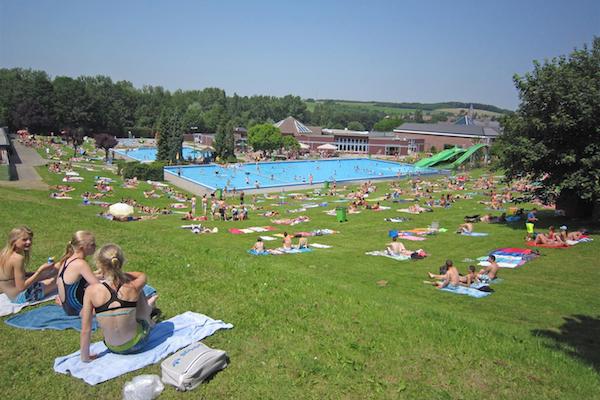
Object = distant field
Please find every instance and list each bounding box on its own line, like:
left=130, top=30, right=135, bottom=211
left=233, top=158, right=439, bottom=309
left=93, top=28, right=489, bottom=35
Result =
left=437, top=108, right=504, bottom=118
left=305, top=101, right=504, bottom=118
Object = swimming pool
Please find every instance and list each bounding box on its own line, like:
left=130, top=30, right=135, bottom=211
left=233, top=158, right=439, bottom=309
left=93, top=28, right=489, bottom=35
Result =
left=164, top=158, right=441, bottom=191
left=114, top=147, right=211, bottom=162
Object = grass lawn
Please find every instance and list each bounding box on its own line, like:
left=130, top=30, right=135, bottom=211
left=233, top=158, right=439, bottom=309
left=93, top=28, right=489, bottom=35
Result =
left=0, top=164, right=9, bottom=180
left=0, top=160, right=598, bottom=399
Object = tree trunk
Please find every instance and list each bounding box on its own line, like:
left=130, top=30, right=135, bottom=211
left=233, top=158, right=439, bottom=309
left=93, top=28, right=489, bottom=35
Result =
left=556, top=190, right=593, bottom=218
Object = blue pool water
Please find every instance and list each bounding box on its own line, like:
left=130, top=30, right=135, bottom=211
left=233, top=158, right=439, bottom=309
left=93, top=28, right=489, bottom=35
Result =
left=115, top=147, right=210, bottom=162
left=164, top=158, right=440, bottom=191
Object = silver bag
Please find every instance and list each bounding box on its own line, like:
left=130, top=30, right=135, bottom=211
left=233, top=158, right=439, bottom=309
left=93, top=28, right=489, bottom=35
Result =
left=161, top=342, right=229, bottom=391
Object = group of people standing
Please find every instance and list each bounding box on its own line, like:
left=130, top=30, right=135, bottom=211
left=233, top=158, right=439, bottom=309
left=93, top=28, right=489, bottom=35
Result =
left=0, top=227, right=159, bottom=361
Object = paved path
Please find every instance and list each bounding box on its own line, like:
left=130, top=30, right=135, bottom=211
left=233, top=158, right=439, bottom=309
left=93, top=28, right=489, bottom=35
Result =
left=0, top=140, right=49, bottom=190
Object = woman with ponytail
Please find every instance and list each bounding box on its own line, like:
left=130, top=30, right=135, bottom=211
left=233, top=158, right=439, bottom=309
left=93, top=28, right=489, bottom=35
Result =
left=80, top=244, right=156, bottom=361
left=56, top=231, right=100, bottom=315
left=0, top=226, right=58, bottom=303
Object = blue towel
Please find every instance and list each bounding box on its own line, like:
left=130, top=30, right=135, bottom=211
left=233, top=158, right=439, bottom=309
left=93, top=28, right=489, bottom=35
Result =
left=461, top=232, right=489, bottom=237
left=440, top=285, right=491, bottom=298
left=54, top=311, right=233, bottom=385
left=4, top=305, right=98, bottom=331
left=248, top=249, right=272, bottom=256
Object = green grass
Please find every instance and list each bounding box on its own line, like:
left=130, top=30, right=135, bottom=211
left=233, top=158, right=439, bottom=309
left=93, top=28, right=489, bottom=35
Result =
left=0, top=164, right=9, bottom=180
left=0, top=160, right=599, bottom=399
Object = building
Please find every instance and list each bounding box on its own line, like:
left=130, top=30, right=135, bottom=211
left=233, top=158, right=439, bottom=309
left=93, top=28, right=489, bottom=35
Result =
left=393, top=123, right=500, bottom=152
left=0, top=127, right=10, bottom=165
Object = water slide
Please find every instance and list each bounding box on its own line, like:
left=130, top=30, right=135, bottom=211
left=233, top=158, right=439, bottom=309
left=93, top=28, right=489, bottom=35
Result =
left=447, top=143, right=487, bottom=169
left=414, top=147, right=465, bottom=168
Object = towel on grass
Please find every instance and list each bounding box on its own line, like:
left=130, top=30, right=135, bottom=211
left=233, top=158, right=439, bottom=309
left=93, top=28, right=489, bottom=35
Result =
left=439, top=285, right=491, bottom=298
left=259, top=235, right=277, bottom=241
left=461, top=232, right=489, bottom=237
left=248, top=248, right=312, bottom=256
left=525, top=241, right=568, bottom=248
left=54, top=311, right=233, bottom=385
left=4, top=304, right=98, bottom=331
left=310, top=243, right=332, bottom=248
left=229, top=226, right=276, bottom=234
left=365, top=251, right=410, bottom=261
left=0, top=293, right=56, bottom=317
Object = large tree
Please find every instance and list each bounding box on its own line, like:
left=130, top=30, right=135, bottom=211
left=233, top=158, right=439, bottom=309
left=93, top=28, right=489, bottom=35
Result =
left=156, top=110, right=185, bottom=163
left=213, top=121, right=235, bottom=160
left=248, top=124, right=283, bottom=156
left=94, top=133, right=118, bottom=161
left=495, top=38, right=600, bottom=218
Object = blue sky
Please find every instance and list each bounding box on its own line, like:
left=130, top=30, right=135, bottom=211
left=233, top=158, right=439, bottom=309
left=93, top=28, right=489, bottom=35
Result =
left=1, top=0, right=598, bottom=109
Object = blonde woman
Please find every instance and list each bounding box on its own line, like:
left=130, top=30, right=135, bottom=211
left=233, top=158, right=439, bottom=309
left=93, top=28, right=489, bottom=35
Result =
left=56, top=231, right=101, bottom=316
left=80, top=244, right=157, bottom=361
left=0, top=226, right=57, bottom=303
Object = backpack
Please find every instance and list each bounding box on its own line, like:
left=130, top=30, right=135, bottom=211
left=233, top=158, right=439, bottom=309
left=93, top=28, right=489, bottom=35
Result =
left=161, top=342, right=229, bottom=391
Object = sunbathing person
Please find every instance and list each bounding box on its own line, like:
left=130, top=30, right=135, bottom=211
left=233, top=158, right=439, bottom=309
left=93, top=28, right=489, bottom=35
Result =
left=478, top=255, right=500, bottom=283
left=282, top=232, right=293, bottom=250
left=559, top=226, right=586, bottom=242
left=534, top=225, right=563, bottom=245
left=425, top=260, right=460, bottom=289
left=0, top=226, right=58, bottom=303
left=457, top=222, right=474, bottom=234
left=252, top=237, right=265, bottom=252
left=56, top=231, right=101, bottom=316
left=296, top=237, right=309, bottom=249
left=386, top=236, right=412, bottom=256
left=80, top=244, right=158, bottom=361
left=459, top=265, right=478, bottom=286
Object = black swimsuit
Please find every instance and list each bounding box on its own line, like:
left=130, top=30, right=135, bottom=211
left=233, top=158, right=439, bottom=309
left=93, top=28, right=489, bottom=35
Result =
left=94, top=282, right=138, bottom=314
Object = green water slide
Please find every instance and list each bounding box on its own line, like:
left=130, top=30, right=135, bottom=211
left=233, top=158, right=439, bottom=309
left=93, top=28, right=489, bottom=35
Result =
left=414, top=147, right=465, bottom=168
left=447, top=143, right=487, bottom=169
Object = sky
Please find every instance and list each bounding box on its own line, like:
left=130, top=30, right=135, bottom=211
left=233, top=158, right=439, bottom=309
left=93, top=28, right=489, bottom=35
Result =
left=1, top=0, right=598, bottom=110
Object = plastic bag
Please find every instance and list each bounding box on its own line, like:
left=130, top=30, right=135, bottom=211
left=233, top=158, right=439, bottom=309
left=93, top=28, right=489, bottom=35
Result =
left=123, top=374, right=164, bottom=400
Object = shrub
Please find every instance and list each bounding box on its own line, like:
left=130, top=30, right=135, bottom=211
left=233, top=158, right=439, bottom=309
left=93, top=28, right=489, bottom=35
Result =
left=430, top=146, right=437, bottom=154
left=121, top=161, right=165, bottom=181
left=226, top=155, right=238, bottom=163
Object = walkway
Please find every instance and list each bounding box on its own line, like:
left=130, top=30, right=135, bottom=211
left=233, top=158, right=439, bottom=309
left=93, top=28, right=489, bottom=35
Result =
left=0, top=140, right=49, bottom=190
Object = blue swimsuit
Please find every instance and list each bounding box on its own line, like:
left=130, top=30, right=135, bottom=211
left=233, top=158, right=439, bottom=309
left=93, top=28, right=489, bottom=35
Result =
left=58, top=258, right=89, bottom=316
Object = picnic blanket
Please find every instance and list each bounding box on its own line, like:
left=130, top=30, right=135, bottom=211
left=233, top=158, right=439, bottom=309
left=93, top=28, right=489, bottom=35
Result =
left=0, top=292, right=57, bottom=317
left=228, top=226, right=276, bottom=234
left=53, top=311, right=233, bottom=385
left=461, top=232, right=489, bottom=237
left=477, top=248, right=539, bottom=268
left=365, top=251, right=410, bottom=261
left=4, top=305, right=98, bottom=331
left=439, top=285, right=491, bottom=298
left=248, top=248, right=313, bottom=256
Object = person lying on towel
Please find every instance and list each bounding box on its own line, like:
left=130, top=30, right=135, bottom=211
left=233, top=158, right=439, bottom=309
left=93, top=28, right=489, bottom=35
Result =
left=477, top=255, right=500, bottom=284
left=425, top=260, right=460, bottom=289
left=534, top=226, right=564, bottom=245
left=456, top=222, right=474, bottom=234
left=80, top=244, right=159, bottom=362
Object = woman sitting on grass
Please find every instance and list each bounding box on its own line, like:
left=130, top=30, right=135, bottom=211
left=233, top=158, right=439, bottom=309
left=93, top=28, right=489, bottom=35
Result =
left=0, top=226, right=58, bottom=303
left=534, top=225, right=564, bottom=245
left=56, top=231, right=101, bottom=316
left=80, top=244, right=158, bottom=361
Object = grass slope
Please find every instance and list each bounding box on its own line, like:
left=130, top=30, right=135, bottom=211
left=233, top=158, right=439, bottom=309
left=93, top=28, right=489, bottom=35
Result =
left=0, top=165, right=598, bottom=399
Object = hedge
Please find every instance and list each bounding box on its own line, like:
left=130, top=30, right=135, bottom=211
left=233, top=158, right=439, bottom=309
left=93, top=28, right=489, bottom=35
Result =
left=121, top=161, right=165, bottom=181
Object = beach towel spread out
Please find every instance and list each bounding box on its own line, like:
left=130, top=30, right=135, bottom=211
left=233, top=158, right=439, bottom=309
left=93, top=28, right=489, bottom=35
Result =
left=4, top=304, right=98, bottom=331
left=310, top=243, right=332, bottom=248
left=248, top=247, right=313, bottom=256
left=271, top=216, right=310, bottom=226
left=0, top=293, right=57, bottom=317
left=228, top=226, right=276, bottom=234
left=439, top=285, right=491, bottom=298
left=273, top=229, right=338, bottom=238
left=461, top=232, right=489, bottom=237
left=365, top=251, right=410, bottom=261
left=525, top=241, right=568, bottom=248
left=53, top=311, right=233, bottom=385
left=259, top=235, right=277, bottom=241
left=384, top=218, right=409, bottom=223
left=477, top=248, right=539, bottom=268
left=565, top=237, right=593, bottom=245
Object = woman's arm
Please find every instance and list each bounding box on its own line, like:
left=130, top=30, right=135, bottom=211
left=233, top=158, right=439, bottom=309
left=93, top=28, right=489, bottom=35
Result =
left=80, top=289, right=96, bottom=362
left=125, top=271, right=147, bottom=290
left=78, top=260, right=101, bottom=286
left=12, top=255, right=53, bottom=292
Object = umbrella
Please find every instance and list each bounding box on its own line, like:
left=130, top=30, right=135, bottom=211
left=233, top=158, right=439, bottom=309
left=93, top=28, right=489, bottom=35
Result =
left=299, top=142, right=310, bottom=149
left=109, top=203, right=134, bottom=218
left=317, top=143, right=337, bottom=150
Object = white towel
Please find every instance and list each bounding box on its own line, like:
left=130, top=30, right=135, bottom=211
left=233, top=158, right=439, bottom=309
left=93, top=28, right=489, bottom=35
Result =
left=0, top=293, right=56, bottom=317
left=54, top=311, right=233, bottom=385
left=310, top=243, right=332, bottom=248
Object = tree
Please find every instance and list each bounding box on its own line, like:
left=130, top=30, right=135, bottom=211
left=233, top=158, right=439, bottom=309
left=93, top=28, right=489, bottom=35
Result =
left=62, top=127, right=85, bottom=155
left=214, top=121, right=235, bottom=160
left=94, top=133, right=118, bottom=161
left=495, top=38, right=600, bottom=218
left=282, top=135, right=300, bottom=151
left=373, top=117, right=403, bottom=132
left=347, top=121, right=365, bottom=131
left=248, top=124, right=283, bottom=156
left=156, top=110, right=185, bottom=163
